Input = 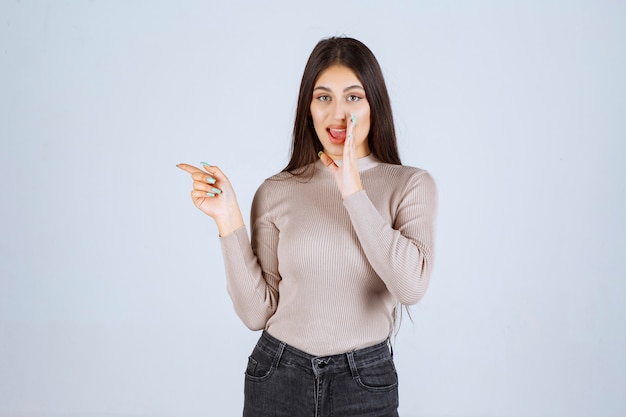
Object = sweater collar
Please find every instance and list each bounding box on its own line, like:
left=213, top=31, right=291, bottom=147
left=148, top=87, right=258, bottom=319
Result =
left=316, top=153, right=380, bottom=172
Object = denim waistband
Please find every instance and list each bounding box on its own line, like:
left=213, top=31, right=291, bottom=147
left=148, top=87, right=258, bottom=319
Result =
left=255, top=331, right=393, bottom=378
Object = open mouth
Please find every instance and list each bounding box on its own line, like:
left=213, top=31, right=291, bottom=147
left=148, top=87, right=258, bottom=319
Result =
left=327, top=128, right=346, bottom=144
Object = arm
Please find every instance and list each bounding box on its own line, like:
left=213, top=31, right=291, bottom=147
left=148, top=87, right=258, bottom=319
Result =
left=177, top=163, right=278, bottom=329
left=343, top=171, right=437, bottom=305
left=316, top=112, right=437, bottom=305
left=220, top=184, right=280, bottom=329
left=220, top=217, right=280, bottom=330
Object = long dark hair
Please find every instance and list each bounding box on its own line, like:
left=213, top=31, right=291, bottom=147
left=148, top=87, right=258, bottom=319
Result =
left=283, top=37, right=401, bottom=174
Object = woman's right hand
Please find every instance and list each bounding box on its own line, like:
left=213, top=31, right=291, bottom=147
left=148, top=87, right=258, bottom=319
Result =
left=177, top=163, right=245, bottom=236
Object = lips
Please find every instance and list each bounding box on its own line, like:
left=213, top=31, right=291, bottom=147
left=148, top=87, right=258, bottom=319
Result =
left=327, top=128, right=346, bottom=144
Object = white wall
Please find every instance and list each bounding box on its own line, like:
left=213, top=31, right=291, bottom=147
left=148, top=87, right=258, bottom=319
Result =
left=1, top=1, right=624, bottom=416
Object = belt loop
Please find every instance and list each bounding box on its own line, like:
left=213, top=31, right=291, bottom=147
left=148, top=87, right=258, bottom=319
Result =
left=387, top=338, right=394, bottom=358
left=272, top=342, right=286, bottom=370
left=346, top=351, right=359, bottom=379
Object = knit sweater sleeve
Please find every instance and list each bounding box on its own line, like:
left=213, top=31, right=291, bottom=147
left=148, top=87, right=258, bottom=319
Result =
left=343, top=170, right=437, bottom=305
left=219, top=183, right=280, bottom=330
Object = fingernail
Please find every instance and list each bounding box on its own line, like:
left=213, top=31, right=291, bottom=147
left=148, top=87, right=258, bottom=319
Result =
left=206, top=177, right=216, bottom=184
left=351, top=113, right=357, bottom=127
left=318, top=151, right=324, bottom=158
left=200, top=161, right=210, bottom=166
left=348, top=133, right=353, bottom=142
left=207, top=192, right=216, bottom=197
left=211, top=187, right=221, bottom=194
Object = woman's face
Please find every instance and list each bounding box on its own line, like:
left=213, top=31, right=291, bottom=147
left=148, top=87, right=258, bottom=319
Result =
left=310, top=65, right=371, bottom=160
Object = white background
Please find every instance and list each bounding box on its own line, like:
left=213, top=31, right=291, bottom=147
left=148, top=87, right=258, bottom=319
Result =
left=1, top=1, right=625, bottom=416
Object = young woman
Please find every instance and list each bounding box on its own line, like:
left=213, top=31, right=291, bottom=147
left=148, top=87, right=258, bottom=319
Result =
left=178, top=36, right=437, bottom=417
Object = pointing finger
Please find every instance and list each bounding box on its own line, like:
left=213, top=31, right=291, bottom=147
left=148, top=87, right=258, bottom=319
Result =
left=176, top=163, right=205, bottom=174
left=178, top=163, right=218, bottom=185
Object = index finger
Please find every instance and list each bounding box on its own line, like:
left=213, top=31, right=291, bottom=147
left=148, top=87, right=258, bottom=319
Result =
left=347, top=112, right=357, bottom=140
left=176, top=163, right=205, bottom=174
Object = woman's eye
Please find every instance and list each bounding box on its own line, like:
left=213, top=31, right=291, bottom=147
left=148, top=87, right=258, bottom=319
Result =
left=347, top=95, right=362, bottom=102
left=317, top=95, right=331, bottom=102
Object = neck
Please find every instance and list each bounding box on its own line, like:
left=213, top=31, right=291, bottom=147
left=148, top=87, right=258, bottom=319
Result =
left=317, top=153, right=380, bottom=172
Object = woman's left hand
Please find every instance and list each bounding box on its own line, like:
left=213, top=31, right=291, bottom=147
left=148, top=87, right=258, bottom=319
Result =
left=318, top=114, right=363, bottom=199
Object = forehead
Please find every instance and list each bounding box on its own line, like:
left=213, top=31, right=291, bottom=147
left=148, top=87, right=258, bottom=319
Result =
left=314, top=65, right=362, bottom=88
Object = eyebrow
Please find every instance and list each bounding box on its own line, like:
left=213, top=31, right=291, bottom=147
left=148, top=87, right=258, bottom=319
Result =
left=313, top=85, right=365, bottom=93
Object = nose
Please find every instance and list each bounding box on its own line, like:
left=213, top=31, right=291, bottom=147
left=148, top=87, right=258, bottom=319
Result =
left=332, top=101, right=348, bottom=121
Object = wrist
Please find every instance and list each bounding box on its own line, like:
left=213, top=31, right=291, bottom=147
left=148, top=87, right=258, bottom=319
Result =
left=341, top=186, right=363, bottom=200
left=216, top=216, right=244, bottom=237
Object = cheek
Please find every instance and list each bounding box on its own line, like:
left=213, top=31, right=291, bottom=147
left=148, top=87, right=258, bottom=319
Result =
left=352, top=104, right=370, bottom=122
left=355, top=109, right=371, bottom=133
left=311, top=117, right=324, bottom=134
left=309, top=107, right=324, bottom=128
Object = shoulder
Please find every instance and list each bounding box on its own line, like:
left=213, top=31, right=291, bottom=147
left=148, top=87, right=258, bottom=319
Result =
left=256, top=170, right=302, bottom=193
left=252, top=169, right=307, bottom=206
left=373, top=164, right=437, bottom=207
left=259, top=170, right=293, bottom=187
left=371, top=163, right=436, bottom=188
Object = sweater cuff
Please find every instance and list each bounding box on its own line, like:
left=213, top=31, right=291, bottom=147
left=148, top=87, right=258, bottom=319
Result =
left=219, top=225, right=254, bottom=263
left=343, top=189, right=376, bottom=216
left=343, top=188, right=392, bottom=239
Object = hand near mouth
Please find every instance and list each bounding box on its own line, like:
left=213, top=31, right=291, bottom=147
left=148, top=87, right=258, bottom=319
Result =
left=318, top=112, right=364, bottom=199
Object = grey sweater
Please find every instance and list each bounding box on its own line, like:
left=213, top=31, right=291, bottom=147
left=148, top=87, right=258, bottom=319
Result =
left=220, top=154, right=437, bottom=356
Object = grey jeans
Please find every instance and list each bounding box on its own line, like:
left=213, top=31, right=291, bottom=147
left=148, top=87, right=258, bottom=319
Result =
left=243, top=331, right=399, bottom=417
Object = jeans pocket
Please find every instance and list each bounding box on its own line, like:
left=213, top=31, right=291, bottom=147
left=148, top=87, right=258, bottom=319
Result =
left=354, top=358, right=398, bottom=392
left=244, top=347, right=276, bottom=382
